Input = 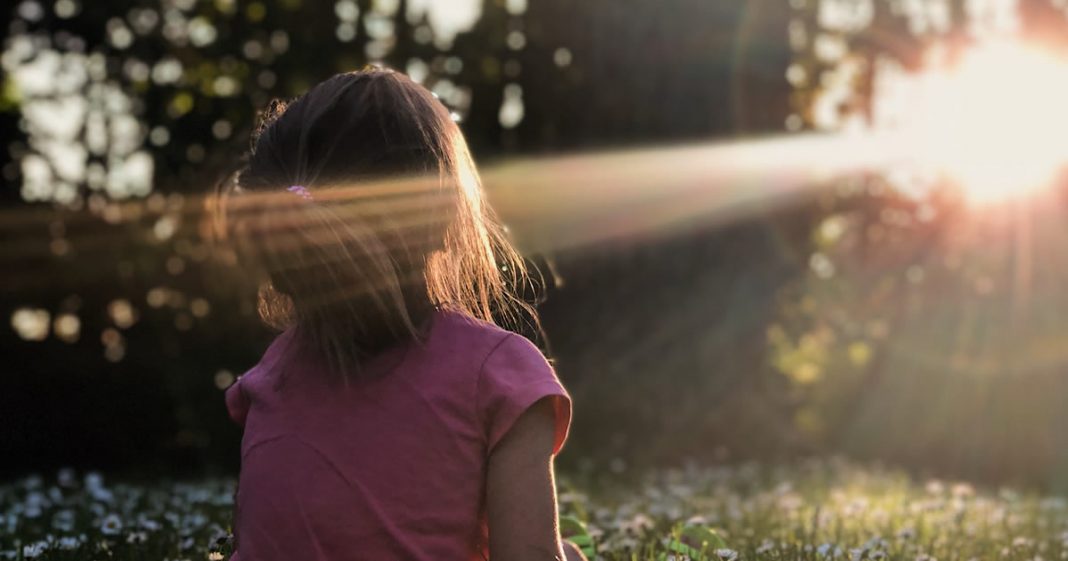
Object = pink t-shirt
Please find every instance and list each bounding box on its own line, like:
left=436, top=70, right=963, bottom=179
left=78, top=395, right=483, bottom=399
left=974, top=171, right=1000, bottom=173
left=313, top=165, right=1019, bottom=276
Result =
left=224, top=309, right=571, bottom=561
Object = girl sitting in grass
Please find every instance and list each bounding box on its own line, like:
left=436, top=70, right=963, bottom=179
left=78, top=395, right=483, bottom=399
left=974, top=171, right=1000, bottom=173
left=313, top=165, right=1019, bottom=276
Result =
left=218, top=68, right=584, bottom=561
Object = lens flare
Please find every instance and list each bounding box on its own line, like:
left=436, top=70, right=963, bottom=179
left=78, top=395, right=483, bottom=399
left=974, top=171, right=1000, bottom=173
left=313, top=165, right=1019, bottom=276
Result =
left=903, top=42, right=1068, bottom=203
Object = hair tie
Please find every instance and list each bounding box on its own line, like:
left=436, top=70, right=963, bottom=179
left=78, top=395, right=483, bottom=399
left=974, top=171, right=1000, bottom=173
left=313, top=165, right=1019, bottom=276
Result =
left=287, top=185, right=313, bottom=200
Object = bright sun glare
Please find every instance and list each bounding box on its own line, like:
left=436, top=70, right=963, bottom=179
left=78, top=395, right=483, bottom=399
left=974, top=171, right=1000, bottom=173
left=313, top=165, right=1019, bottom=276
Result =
left=903, top=42, right=1068, bottom=204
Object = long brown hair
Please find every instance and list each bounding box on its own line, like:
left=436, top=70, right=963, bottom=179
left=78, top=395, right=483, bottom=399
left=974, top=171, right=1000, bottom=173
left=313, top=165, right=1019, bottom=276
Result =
left=217, top=68, right=536, bottom=377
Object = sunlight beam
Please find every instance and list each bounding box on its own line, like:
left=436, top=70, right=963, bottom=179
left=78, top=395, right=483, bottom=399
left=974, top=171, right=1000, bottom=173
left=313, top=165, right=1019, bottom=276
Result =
left=484, top=132, right=903, bottom=251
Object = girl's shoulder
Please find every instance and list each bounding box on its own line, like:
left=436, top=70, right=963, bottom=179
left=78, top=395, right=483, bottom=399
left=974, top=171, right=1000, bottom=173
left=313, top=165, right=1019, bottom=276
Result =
left=431, top=308, right=537, bottom=357
left=224, top=328, right=297, bottom=425
left=433, top=308, right=509, bottom=336
left=433, top=310, right=571, bottom=456
left=430, top=308, right=553, bottom=381
left=245, top=328, right=299, bottom=379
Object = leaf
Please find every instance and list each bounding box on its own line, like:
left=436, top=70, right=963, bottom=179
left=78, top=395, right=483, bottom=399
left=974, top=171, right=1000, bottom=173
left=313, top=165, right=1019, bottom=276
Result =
left=559, top=515, right=596, bottom=558
left=681, top=525, right=729, bottom=551
left=662, top=537, right=706, bottom=559
left=559, top=515, right=588, bottom=537
left=569, top=535, right=593, bottom=547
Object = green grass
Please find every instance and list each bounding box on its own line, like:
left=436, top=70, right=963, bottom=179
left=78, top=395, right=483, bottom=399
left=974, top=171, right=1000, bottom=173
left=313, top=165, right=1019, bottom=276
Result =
left=4, top=459, right=1067, bottom=560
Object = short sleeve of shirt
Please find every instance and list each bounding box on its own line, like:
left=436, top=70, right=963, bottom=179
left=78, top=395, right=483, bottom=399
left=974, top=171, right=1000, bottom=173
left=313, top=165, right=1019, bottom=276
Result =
left=477, top=333, right=572, bottom=456
left=225, top=375, right=251, bottom=427
left=223, top=330, right=294, bottom=429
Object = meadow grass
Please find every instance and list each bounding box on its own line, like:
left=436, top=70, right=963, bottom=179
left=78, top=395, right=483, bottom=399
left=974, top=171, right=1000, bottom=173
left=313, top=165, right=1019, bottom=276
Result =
left=3, top=459, right=1066, bottom=560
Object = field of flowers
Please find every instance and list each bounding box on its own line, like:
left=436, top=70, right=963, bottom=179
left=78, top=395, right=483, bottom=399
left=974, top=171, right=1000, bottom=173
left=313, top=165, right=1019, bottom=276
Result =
left=4, top=459, right=1068, bottom=560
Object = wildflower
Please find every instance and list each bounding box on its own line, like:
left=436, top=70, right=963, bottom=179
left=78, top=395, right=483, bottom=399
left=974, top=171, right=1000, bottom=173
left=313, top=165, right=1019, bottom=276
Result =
left=715, top=548, right=738, bottom=561
left=100, top=513, right=123, bottom=535
left=57, top=536, right=80, bottom=550
left=57, top=467, right=76, bottom=488
left=89, top=484, right=115, bottom=503
left=52, top=509, right=75, bottom=532
left=952, top=483, right=975, bottom=498
left=613, top=536, right=639, bottom=550
left=208, top=553, right=224, bottom=561
left=686, top=515, right=709, bottom=526
left=208, top=524, right=229, bottom=544
left=23, top=502, right=43, bottom=518
left=127, top=531, right=148, bottom=544
left=84, top=472, right=104, bottom=491
left=620, top=513, right=654, bottom=535
left=897, top=527, right=916, bottom=540
left=182, top=512, right=208, bottom=531
left=22, top=541, right=49, bottom=559
left=89, top=502, right=107, bottom=517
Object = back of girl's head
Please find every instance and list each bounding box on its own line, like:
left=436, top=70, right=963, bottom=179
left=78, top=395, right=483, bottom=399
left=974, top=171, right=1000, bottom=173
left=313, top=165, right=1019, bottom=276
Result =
left=219, top=68, right=534, bottom=377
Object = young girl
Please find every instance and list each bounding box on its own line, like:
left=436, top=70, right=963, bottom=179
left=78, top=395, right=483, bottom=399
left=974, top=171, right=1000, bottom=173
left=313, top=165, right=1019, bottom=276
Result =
left=219, top=68, right=583, bottom=561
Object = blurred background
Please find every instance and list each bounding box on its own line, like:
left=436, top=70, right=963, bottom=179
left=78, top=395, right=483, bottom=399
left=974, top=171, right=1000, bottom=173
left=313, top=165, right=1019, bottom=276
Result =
left=3, top=0, right=1068, bottom=491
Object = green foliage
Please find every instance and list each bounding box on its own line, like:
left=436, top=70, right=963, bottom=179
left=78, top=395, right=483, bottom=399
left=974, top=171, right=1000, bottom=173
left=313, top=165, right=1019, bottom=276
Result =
left=0, top=77, right=20, bottom=112
left=561, top=515, right=598, bottom=558
left=660, top=525, right=730, bottom=560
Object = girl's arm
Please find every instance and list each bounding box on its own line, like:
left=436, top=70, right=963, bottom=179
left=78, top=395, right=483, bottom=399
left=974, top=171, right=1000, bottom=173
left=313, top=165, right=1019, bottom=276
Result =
left=487, top=398, right=584, bottom=561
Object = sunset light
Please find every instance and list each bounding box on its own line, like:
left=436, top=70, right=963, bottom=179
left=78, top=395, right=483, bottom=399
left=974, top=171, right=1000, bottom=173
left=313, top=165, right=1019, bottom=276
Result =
left=13, top=2, right=1068, bottom=560
left=905, top=42, right=1068, bottom=203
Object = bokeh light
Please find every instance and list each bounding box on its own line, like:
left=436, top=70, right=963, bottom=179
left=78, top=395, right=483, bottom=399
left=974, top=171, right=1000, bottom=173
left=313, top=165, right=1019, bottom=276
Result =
left=11, top=308, right=50, bottom=341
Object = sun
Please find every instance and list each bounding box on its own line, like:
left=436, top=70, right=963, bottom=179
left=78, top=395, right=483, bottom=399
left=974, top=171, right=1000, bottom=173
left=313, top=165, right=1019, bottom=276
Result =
left=903, top=41, right=1068, bottom=204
